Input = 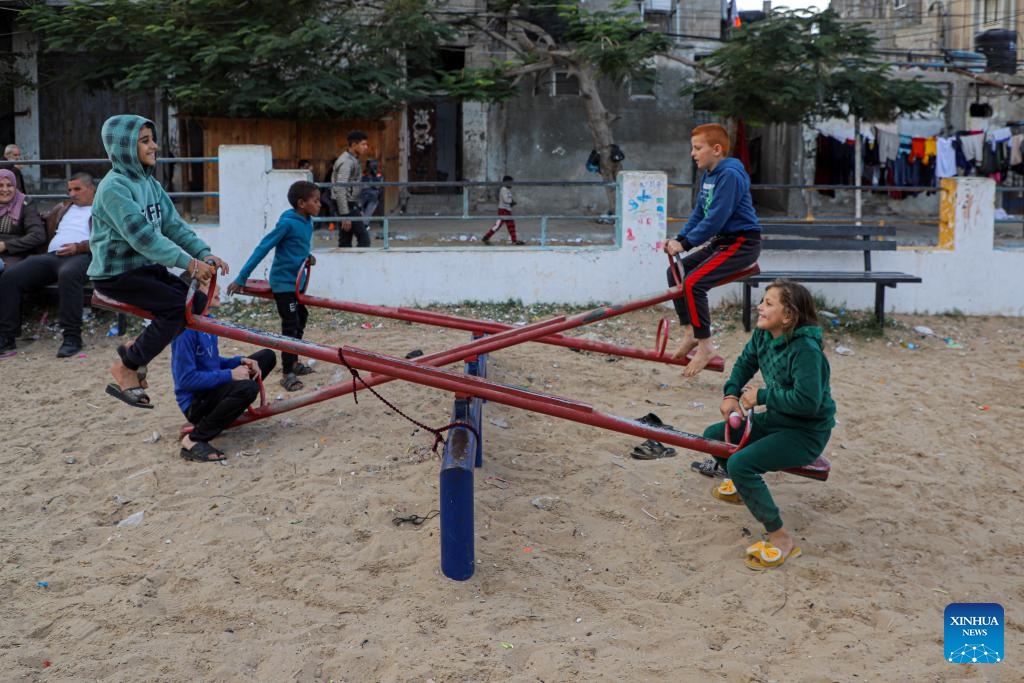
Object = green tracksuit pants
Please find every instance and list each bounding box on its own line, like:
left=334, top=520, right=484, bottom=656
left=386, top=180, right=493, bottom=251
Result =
left=705, top=419, right=831, bottom=533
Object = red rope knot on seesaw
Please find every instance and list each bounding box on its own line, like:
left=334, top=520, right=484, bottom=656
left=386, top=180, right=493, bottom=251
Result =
left=337, top=347, right=480, bottom=457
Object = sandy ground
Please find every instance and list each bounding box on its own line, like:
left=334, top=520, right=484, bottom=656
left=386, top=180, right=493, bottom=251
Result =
left=1, top=298, right=1022, bottom=682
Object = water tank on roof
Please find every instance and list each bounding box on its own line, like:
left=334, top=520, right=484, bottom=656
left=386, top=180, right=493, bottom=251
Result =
left=975, top=29, right=1017, bottom=74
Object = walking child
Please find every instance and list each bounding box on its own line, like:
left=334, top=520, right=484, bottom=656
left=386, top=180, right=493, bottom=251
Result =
left=665, top=123, right=761, bottom=376
left=172, top=281, right=277, bottom=463
left=89, top=114, right=229, bottom=409
left=481, top=176, right=523, bottom=245
left=227, top=180, right=320, bottom=392
left=703, top=279, right=835, bottom=570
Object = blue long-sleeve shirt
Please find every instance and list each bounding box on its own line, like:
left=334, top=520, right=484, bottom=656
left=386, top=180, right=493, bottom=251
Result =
left=232, top=208, right=313, bottom=293
left=678, top=157, right=761, bottom=249
left=171, top=327, right=242, bottom=413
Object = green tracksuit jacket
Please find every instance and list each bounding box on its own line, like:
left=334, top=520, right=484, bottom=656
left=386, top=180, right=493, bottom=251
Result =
left=723, top=325, right=836, bottom=433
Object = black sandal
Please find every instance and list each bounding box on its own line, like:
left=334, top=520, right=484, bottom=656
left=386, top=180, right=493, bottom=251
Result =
left=281, top=373, right=303, bottom=391
left=631, top=440, right=677, bottom=460
left=180, top=441, right=226, bottom=463
left=292, top=362, right=315, bottom=376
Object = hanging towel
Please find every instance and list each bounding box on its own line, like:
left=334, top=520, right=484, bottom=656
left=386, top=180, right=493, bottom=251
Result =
left=959, top=132, right=984, bottom=162
left=877, top=130, right=899, bottom=163
left=935, top=137, right=957, bottom=178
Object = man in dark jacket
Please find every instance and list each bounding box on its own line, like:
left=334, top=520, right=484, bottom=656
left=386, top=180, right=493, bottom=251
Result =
left=0, top=173, right=96, bottom=357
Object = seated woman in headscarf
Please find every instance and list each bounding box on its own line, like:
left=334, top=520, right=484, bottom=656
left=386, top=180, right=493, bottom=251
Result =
left=0, top=168, right=45, bottom=271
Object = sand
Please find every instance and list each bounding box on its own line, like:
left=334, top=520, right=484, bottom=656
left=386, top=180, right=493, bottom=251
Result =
left=1, top=300, right=1022, bottom=682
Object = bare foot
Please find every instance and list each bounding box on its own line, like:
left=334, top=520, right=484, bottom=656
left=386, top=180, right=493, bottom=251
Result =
left=766, top=528, right=796, bottom=557
left=670, top=327, right=698, bottom=360
left=110, top=360, right=140, bottom=391
left=682, top=339, right=716, bottom=377
left=121, top=340, right=148, bottom=389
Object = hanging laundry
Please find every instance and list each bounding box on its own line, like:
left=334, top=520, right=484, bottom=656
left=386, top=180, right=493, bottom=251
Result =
left=935, top=137, right=957, bottom=178
left=959, top=132, right=984, bottom=163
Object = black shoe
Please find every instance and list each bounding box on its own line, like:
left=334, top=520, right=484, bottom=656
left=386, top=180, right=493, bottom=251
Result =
left=691, top=457, right=727, bottom=478
left=0, top=336, right=15, bottom=352
left=57, top=337, right=82, bottom=358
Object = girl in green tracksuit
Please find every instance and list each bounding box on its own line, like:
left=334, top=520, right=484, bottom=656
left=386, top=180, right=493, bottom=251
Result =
left=705, top=279, right=836, bottom=570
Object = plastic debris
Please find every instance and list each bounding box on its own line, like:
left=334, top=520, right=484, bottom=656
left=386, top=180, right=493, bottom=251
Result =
left=489, top=418, right=509, bottom=429
left=819, top=311, right=837, bottom=319
left=117, top=510, right=145, bottom=527
left=106, top=324, right=120, bottom=337
left=531, top=496, right=559, bottom=510
left=65, top=456, right=76, bottom=465
left=500, top=642, right=514, bottom=649
left=943, top=337, right=963, bottom=349
left=143, top=431, right=161, bottom=444
left=36, top=581, right=48, bottom=588
left=834, top=346, right=855, bottom=356
left=914, top=325, right=935, bottom=336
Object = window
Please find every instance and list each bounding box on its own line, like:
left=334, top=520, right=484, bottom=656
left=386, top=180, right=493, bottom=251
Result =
left=893, top=0, right=906, bottom=9
left=983, top=0, right=998, bottom=22
left=629, top=69, right=657, bottom=98
left=550, top=71, right=580, bottom=96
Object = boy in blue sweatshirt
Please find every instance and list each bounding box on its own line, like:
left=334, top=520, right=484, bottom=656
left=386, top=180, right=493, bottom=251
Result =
left=90, top=114, right=229, bottom=409
left=664, top=123, right=762, bottom=377
left=227, top=181, right=320, bottom=391
left=172, top=282, right=276, bottom=463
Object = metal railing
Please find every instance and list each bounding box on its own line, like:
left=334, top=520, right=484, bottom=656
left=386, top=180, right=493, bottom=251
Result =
left=315, top=179, right=618, bottom=249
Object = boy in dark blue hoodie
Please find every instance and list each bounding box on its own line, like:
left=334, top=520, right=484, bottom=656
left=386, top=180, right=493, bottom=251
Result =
left=172, top=281, right=276, bottom=463
left=665, top=123, right=762, bottom=377
left=227, top=181, right=319, bottom=391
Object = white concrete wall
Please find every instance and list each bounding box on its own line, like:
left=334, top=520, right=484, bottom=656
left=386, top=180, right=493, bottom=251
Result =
left=201, top=146, right=1024, bottom=317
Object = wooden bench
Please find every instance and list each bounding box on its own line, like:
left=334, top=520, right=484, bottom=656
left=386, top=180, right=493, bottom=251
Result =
left=741, top=223, right=921, bottom=331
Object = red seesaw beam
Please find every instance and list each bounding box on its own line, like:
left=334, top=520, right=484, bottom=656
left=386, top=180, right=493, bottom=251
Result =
left=91, top=286, right=829, bottom=479
left=235, top=259, right=725, bottom=372
left=183, top=310, right=735, bottom=458
left=201, top=280, right=727, bottom=426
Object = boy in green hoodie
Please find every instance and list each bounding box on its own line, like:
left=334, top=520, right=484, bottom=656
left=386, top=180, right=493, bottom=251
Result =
left=89, top=114, right=229, bottom=409
left=703, top=279, right=835, bottom=571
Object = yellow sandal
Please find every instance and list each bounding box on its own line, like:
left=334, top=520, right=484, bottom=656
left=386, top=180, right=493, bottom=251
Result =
left=711, top=478, right=743, bottom=505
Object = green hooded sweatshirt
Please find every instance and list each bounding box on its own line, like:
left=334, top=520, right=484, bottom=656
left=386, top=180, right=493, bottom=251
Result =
left=88, top=115, right=211, bottom=279
left=723, top=324, right=836, bottom=433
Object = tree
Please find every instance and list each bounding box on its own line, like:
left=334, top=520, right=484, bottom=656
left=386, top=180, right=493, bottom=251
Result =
left=20, top=0, right=675, bottom=210
left=683, top=9, right=942, bottom=125
left=18, top=0, right=474, bottom=119
left=448, top=1, right=672, bottom=209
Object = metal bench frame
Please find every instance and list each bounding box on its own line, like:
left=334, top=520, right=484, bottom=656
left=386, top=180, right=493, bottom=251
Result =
left=742, top=224, right=922, bottom=331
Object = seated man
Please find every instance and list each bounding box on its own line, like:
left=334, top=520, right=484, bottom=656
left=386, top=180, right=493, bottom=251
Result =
left=172, top=281, right=276, bottom=463
left=2, top=143, right=26, bottom=194
left=0, top=173, right=95, bottom=357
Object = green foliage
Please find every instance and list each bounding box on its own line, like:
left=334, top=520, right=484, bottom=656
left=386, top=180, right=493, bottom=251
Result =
left=19, top=0, right=489, bottom=119
left=684, top=8, right=942, bottom=125
left=18, top=0, right=675, bottom=120
left=557, top=1, right=670, bottom=83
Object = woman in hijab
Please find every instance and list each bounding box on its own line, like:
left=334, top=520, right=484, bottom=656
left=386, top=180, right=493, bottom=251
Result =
left=0, top=168, right=45, bottom=270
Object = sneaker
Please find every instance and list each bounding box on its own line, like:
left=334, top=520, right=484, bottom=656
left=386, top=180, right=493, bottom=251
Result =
left=0, top=335, right=15, bottom=352
left=56, top=336, right=83, bottom=358
left=481, top=237, right=492, bottom=245
left=511, top=240, right=526, bottom=245
left=691, top=457, right=726, bottom=478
